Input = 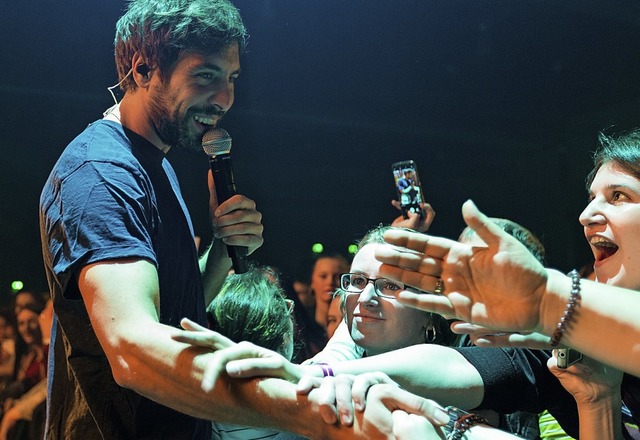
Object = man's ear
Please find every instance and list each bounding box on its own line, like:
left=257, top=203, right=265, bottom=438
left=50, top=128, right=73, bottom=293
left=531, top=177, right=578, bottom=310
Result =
left=131, top=53, right=153, bottom=87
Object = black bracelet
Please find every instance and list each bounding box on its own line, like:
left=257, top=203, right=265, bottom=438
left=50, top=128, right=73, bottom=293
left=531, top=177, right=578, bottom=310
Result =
left=550, top=269, right=581, bottom=347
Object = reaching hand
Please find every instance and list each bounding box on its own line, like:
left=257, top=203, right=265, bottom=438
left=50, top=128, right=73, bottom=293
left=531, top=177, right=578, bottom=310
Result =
left=375, top=200, right=549, bottom=334
left=391, top=409, right=446, bottom=440
left=451, top=322, right=552, bottom=349
left=173, top=318, right=236, bottom=350
left=173, top=318, right=304, bottom=388
left=296, top=372, right=402, bottom=426
left=391, top=200, right=436, bottom=233
left=209, top=171, right=264, bottom=255
left=360, top=384, right=449, bottom=439
left=296, top=372, right=449, bottom=438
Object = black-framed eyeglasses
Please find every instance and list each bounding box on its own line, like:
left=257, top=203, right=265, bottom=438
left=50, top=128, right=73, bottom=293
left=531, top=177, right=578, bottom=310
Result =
left=340, top=273, right=404, bottom=299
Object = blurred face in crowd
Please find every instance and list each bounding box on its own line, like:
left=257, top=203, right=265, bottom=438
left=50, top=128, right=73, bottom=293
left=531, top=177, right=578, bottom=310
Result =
left=17, top=308, right=42, bottom=346
left=14, top=291, right=39, bottom=317
left=580, top=161, right=640, bottom=290
left=0, top=315, right=13, bottom=341
left=311, top=257, right=346, bottom=306
left=325, top=296, right=343, bottom=339
left=344, top=243, right=428, bottom=356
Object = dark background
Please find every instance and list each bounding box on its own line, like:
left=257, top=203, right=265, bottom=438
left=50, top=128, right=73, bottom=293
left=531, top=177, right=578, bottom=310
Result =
left=1, top=1, right=640, bottom=300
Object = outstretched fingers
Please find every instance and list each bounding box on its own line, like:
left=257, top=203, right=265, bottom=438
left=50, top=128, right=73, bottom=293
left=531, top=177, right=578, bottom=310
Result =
left=368, top=384, right=450, bottom=426
left=461, top=200, right=508, bottom=249
left=173, top=318, right=235, bottom=350
left=381, top=229, right=453, bottom=261
left=394, top=290, right=456, bottom=318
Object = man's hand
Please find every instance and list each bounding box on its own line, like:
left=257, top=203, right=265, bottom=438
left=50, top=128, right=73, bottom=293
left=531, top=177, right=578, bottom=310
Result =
left=209, top=171, right=264, bottom=255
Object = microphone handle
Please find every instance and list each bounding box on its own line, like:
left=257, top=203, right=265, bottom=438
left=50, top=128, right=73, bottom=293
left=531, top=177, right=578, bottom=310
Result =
left=209, top=153, right=248, bottom=274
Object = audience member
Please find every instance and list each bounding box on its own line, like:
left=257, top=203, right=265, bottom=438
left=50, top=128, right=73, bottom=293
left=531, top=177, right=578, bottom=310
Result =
left=0, top=303, right=47, bottom=421
left=309, top=253, right=349, bottom=331
left=207, top=265, right=295, bottom=439
left=177, top=220, right=583, bottom=438
left=325, top=295, right=342, bottom=339
left=175, top=224, right=455, bottom=382
left=0, top=310, right=16, bottom=390
left=12, top=292, right=44, bottom=320
left=292, top=253, right=349, bottom=359
left=0, top=299, right=52, bottom=440
left=374, top=129, right=640, bottom=437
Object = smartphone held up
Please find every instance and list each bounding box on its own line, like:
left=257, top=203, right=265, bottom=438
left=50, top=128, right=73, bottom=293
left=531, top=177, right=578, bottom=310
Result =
left=392, top=160, right=425, bottom=219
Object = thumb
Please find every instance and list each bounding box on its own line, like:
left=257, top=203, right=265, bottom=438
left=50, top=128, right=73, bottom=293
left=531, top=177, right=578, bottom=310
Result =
left=461, top=199, right=508, bottom=248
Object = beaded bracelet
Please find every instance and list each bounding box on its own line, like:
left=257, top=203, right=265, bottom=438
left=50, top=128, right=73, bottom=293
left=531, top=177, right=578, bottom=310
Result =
left=550, top=269, right=581, bottom=347
left=316, top=363, right=334, bottom=377
left=444, top=406, right=489, bottom=440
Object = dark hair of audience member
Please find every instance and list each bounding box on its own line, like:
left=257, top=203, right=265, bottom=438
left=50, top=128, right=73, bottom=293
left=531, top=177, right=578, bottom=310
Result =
left=207, top=265, right=294, bottom=359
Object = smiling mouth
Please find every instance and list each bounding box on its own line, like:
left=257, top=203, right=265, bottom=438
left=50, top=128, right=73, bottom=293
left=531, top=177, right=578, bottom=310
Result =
left=590, top=237, right=619, bottom=262
left=193, top=115, right=217, bottom=127
left=354, top=314, right=383, bottom=321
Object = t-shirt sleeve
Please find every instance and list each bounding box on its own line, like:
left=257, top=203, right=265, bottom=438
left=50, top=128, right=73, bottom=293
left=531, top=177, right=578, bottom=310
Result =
left=52, top=160, right=158, bottom=275
left=455, top=347, right=579, bottom=436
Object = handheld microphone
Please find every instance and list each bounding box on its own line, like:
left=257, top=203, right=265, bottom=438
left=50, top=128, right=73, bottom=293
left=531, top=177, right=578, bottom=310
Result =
left=202, top=128, right=248, bottom=274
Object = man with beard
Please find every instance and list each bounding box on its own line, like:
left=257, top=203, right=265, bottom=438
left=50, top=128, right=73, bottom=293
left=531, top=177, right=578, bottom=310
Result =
left=39, top=1, right=448, bottom=438
left=38, top=1, right=270, bottom=438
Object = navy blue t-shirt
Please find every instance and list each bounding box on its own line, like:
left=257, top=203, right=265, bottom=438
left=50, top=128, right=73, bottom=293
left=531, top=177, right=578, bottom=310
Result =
left=40, top=119, right=210, bottom=439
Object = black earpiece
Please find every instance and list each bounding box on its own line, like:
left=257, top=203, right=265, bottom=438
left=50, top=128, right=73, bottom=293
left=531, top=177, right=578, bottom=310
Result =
left=136, top=64, right=150, bottom=77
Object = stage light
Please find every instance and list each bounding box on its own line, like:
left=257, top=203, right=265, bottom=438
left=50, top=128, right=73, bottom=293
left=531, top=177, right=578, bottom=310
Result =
left=311, top=243, right=324, bottom=254
left=11, top=280, right=24, bottom=292
left=347, top=244, right=358, bottom=255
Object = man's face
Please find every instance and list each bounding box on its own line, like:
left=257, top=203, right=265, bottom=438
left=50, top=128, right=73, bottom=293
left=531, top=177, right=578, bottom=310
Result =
left=148, top=43, right=240, bottom=152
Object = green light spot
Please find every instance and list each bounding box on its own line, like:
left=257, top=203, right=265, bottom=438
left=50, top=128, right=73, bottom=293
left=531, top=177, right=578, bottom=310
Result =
left=11, top=280, right=24, bottom=291
left=312, top=243, right=324, bottom=254
left=347, top=244, right=358, bottom=254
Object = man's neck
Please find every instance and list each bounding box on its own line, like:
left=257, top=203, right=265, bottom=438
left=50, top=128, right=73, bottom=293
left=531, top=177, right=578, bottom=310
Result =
left=118, top=94, right=171, bottom=154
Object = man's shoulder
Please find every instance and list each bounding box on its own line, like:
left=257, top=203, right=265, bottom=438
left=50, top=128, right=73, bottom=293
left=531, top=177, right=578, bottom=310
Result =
left=54, top=120, right=138, bottom=175
left=70, top=119, right=131, bottom=157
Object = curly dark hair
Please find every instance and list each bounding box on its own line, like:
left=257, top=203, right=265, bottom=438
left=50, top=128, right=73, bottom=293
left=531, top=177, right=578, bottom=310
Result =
left=114, top=0, right=248, bottom=92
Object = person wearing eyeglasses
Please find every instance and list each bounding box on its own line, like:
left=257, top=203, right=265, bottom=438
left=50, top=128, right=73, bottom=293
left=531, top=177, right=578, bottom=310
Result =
left=175, top=225, right=456, bottom=375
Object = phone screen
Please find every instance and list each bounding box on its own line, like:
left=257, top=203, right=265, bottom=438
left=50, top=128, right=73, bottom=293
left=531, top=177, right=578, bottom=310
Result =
left=392, top=160, right=425, bottom=219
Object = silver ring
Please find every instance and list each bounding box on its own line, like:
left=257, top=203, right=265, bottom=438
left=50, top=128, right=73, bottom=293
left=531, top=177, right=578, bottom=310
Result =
left=434, top=279, right=444, bottom=295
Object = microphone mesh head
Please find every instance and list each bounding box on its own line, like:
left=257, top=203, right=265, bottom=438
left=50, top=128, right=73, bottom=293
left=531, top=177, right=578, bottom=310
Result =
left=202, top=128, right=232, bottom=157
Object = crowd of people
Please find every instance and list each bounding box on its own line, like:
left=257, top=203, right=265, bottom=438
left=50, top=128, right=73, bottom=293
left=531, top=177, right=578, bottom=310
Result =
left=21, top=0, right=640, bottom=439
left=0, top=291, right=51, bottom=440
